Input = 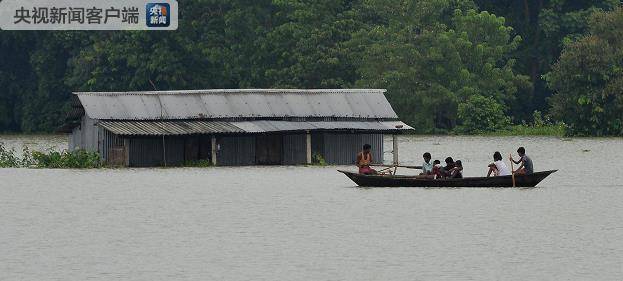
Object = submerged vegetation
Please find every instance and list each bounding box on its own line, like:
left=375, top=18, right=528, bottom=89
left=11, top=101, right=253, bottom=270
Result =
left=30, top=149, right=102, bottom=168
left=1, top=142, right=221, bottom=169
left=0, top=143, right=21, bottom=168
left=311, top=153, right=327, bottom=166
left=0, top=142, right=101, bottom=168
left=487, top=124, right=567, bottom=137
left=481, top=111, right=567, bottom=136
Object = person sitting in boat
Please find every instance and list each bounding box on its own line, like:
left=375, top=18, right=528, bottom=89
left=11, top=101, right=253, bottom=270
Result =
left=416, top=153, right=435, bottom=179
left=450, top=160, right=463, bottom=178
left=357, top=144, right=378, bottom=175
left=510, top=147, right=533, bottom=175
left=487, top=151, right=511, bottom=177
left=420, top=152, right=433, bottom=176
left=440, top=157, right=456, bottom=178
left=431, top=160, right=442, bottom=179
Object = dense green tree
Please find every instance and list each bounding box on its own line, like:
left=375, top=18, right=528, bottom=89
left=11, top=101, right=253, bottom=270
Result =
left=67, top=0, right=276, bottom=91
left=260, top=0, right=361, bottom=88
left=456, top=94, right=511, bottom=134
left=474, top=0, right=620, bottom=120
left=66, top=0, right=365, bottom=90
left=21, top=32, right=88, bottom=131
left=351, top=0, right=529, bottom=132
left=1, top=0, right=619, bottom=134
left=545, top=7, right=623, bottom=136
left=1, top=32, right=89, bottom=132
left=0, top=32, right=35, bottom=132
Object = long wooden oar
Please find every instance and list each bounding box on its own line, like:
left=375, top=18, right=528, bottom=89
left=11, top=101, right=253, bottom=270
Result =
left=509, top=153, right=516, bottom=187
left=370, top=164, right=423, bottom=170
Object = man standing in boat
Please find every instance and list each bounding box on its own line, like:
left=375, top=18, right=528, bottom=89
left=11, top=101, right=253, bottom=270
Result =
left=357, top=144, right=378, bottom=175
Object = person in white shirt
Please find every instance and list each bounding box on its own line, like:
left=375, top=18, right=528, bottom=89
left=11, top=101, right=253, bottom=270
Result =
left=487, top=151, right=511, bottom=177
left=420, top=152, right=433, bottom=175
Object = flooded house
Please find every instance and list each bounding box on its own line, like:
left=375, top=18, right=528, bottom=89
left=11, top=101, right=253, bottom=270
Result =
left=59, top=89, right=412, bottom=167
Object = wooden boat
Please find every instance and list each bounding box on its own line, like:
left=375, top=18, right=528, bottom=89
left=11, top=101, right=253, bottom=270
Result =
left=338, top=170, right=558, bottom=188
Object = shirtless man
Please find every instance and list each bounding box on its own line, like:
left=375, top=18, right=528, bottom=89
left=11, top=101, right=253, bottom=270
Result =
left=356, top=144, right=378, bottom=175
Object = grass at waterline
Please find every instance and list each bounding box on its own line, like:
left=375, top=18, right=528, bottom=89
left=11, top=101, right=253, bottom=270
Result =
left=30, top=149, right=102, bottom=168
left=1, top=142, right=219, bottom=169
left=0, top=143, right=101, bottom=168
left=402, top=124, right=566, bottom=137
left=484, top=124, right=567, bottom=137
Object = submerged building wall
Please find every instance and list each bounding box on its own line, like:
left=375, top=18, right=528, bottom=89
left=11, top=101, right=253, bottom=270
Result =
left=213, top=132, right=384, bottom=166
left=127, top=136, right=213, bottom=167
left=69, top=116, right=99, bottom=152
left=216, top=135, right=255, bottom=166
left=282, top=134, right=306, bottom=165
left=322, top=133, right=384, bottom=165
left=127, top=137, right=185, bottom=167
left=70, top=122, right=388, bottom=167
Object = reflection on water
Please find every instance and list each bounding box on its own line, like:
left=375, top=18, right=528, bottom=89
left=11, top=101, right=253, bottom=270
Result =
left=1, top=135, right=622, bottom=280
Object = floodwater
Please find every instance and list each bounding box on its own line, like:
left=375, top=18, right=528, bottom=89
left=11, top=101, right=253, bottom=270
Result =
left=1, top=135, right=622, bottom=281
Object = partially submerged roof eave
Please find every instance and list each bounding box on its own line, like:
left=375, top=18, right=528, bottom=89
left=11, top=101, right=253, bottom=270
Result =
left=96, top=120, right=414, bottom=136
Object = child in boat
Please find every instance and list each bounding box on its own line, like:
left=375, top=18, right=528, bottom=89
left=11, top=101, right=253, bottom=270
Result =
left=356, top=144, right=378, bottom=175
left=510, top=147, right=534, bottom=175
left=431, top=160, right=442, bottom=179
left=487, top=151, right=511, bottom=177
left=420, top=152, right=433, bottom=175
left=450, top=160, right=463, bottom=178
left=440, top=157, right=455, bottom=178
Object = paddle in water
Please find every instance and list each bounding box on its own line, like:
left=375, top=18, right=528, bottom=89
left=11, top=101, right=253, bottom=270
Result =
left=509, top=153, right=516, bottom=187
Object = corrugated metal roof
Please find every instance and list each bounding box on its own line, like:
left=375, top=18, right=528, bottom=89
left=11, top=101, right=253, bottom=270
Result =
left=75, top=89, right=399, bottom=120
left=97, top=120, right=413, bottom=136
left=231, top=120, right=413, bottom=133
left=98, top=121, right=244, bottom=136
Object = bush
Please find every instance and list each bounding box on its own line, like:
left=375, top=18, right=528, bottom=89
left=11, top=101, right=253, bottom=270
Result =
left=0, top=143, right=102, bottom=169
left=31, top=149, right=101, bottom=168
left=311, top=153, right=326, bottom=166
left=20, top=146, right=36, bottom=167
left=0, top=142, right=20, bottom=168
left=456, top=95, right=511, bottom=134
left=485, top=123, right=567, bottom=136
left=532, top=110, right=545, bottom=127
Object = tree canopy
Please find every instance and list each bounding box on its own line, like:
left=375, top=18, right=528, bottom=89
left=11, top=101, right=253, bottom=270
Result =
left=546, top=7, right=623, bottom=136
left=0, top=0, right=621, bottom=136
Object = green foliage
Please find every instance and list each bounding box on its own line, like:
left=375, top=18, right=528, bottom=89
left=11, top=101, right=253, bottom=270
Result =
left=456, top=95, right=511, bottom=134
left=31, top=149, right=102, bottom=168
left=0, top=143, right=101, bottom=168
left=0, top=142, right=20, bottom=168
left=532, top=110, right=545, bottom=127
left=261, top=0, right=361, bottom=88
left=311, top=153, right=327, bottom=166
left=1, top=0, right=621, bottom=136
left=351, top=1, right=528, bottom=132
left=20, top=146, right=36, bottom=167
left=479, top=121, right=567, bottom=136
left=545, top=7, right=623, bottom=136
left=474, top=0, right=620, bottom=120
left=0, top=32, right=36, bottom=132
left=498, top=124, right=566, bottom=137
